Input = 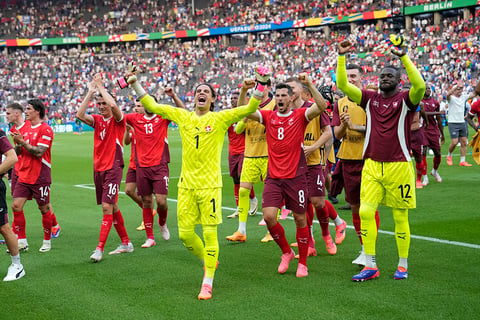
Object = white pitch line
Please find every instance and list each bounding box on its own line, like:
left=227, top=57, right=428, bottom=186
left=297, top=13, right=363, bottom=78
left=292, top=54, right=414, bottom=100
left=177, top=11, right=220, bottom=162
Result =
left=74, top=184, right=480, bottom=250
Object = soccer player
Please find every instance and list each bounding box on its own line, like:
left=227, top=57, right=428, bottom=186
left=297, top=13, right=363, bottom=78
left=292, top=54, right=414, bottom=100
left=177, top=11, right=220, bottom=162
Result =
left=6, top=103, right=61, bottom=241
left=123, top=121, right=148, bottom=231
left=76, top=73, right=133, bottom=262
left=225, top=78, right=274, bottom=243
left=127, top=63, right=271, bottom=300
left=466, top=98, right=480, bottom=131
left=421, top=85, right=445, bottom=184
left=125, top=92, right=182, bottom=248
left=10, top=99, right=55, bottom=253
left=0, top=128, right=25, bottom=281
left=285, top=77, right=346, bottom=257
left=410, top=104, right=427, bottom=189
left=246, top=77, right=326, bottom=277
left=446, top=80, right=479, bottom=167
left=332, top=68, right=381, bottom=266
left=225, top=90, right=257, bottom=219
left=336, top=38, right=426, bottom=281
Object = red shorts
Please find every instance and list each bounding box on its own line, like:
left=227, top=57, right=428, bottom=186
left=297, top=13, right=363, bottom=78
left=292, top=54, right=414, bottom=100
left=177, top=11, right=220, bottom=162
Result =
left=410, top=128, right=425, bottom=157
left=94, top=166, right=123, bottom=205
left=125, top=167, right=137, bottom=184
left=262, top=174, right=308, bottom=213
left=307, top=165, right=325, bottom=198
left=228, top=153, right=244, bottom=178
left=13, top=181, right=51, bottom=206
left=340, top=160, right=364, bottom=205
left=423, top=128, right=441, bottom=151
left=136, top=162, right=169, bottom=196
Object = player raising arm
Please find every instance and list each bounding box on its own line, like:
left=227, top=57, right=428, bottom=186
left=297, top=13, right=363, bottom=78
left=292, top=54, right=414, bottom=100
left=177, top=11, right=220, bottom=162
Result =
left=77, top=73, right=133, bottom=263
left=126, top=62, right=271, bottom=300
left=246, top=80, right=324, bottom=277
left=337, top=38, right=425, bottom=281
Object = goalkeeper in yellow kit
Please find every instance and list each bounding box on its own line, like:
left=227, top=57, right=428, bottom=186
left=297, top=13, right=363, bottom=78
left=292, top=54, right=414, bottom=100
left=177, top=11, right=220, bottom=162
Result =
left=125, top=63, right=271, bottom=300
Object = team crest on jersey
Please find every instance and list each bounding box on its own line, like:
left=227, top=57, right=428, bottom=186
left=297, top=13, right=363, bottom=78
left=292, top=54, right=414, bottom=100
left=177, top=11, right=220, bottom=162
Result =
left=205, top=126, right=212, bottom=132
left=288, top=118, right=294, bottom=126
left=372, top=101, right=379, bottom=108
left=393, top=101, right=399, bottom=108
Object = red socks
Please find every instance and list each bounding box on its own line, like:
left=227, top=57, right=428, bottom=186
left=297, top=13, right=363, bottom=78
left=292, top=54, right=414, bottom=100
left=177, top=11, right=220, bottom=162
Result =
left=296, top=226, right=309, bottom=266
left=157, top=206, right=168, bottom=226
left=113, top=210, right=129, bottom=244
left=234, top=184, right=240, bottom=206
left=143, top=208, right=154, bottom=239
left=98, top=214, right=113, bottom=251
left=13, top=211, right=26, bottom=239
left=41, top=210, right=52, bottom=240
left=268, top=222, right=291, bottom=254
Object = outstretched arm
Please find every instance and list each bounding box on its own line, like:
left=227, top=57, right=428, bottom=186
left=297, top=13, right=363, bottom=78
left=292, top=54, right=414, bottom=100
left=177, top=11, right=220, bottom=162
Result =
left=398, top=54, right=425, bottom=105
left=336, top=40, right=362, bottom=105
left=298, top=73, right=326, bottom=120
left=76, top=79, right=96, bottom=127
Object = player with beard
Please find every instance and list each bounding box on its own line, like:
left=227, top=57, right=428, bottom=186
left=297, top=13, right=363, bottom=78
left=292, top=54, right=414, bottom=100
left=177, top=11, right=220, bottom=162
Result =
left=245, top=78, right=326, bottom=277
left=127, top=62, right=271, bottom=300
left=337, top=38, right=425, bottom=281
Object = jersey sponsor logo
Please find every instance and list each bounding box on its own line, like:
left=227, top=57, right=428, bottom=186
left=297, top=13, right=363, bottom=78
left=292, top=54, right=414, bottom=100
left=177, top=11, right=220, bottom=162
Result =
left=304, top=132, right=315, bottom=141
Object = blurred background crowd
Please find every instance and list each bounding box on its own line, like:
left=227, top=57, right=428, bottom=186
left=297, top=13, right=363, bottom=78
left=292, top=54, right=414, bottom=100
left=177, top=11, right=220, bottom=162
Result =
left=0, top=0, right=478, bottom=124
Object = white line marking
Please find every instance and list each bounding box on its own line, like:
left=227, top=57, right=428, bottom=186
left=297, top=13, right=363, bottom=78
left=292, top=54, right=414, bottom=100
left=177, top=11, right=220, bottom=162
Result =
left=74, top=184, right=480, bottom=249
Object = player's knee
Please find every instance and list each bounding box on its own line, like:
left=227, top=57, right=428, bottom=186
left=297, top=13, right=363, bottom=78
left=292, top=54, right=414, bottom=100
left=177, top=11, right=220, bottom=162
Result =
left=178, top=226, right=195, bottom=244
left=203, top=225, right=217, bottom=243
left=392, top=208, right=408, bottom=224
left=239, top=187, right=250, bottom=199
left=11, top=202, right=23, bottom=213
left=359, top=202, right=377, bottom=221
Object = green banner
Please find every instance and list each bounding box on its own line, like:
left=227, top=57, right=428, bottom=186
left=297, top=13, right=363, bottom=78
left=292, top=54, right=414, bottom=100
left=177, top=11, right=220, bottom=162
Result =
left=405, top=0, right=478, bottom=15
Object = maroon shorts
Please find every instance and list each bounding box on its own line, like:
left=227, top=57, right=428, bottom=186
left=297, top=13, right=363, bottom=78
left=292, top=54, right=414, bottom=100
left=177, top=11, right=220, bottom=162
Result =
left=136, top=162, right=169, bottom=196
left=341, top=159, right=364, bottom=205
left=125, top=167, right=137, bottom=184
left=0, top=179, right=8, bottom=225
left=330, top=159, right=344, bottom=196
left=307, top=165, right=325, bottom=198
left=410, top=128, right=425, bottom=157
left=262, top=174, right=308, bottom=213
left=423, top=128, right=441, bottom=151
left=228, top=153, right=244, bottom=178
left=94, top=166, right=123, bottom=205
left=13, top=181, right=51, bottom=206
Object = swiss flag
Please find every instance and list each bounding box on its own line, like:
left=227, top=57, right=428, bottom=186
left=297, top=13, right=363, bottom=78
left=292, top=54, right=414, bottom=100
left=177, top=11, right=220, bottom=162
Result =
left=205, top=126, right=212, bottom=132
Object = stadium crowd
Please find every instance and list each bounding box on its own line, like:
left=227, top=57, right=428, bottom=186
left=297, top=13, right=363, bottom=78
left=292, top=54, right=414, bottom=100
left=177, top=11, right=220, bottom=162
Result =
left=0, top=1, right=478, bottom=125
left=0, top=0, right=466, bottom=37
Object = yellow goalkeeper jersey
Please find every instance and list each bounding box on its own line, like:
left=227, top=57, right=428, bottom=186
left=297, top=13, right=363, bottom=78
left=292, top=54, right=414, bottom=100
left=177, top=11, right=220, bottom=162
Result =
left=141, top=94, right=260, bottom=189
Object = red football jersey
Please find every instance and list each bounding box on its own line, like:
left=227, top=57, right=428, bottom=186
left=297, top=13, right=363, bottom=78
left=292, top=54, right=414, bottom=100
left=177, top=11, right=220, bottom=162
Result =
left=469, top=99, right=480, bottom=117
left=125, top=113, right=170, bottom=167
left=92, top=114, right=126, bottom=172
left=260, top=108, right=309, bottom=179
left=10, top=120, right=31, bottom=173
left=127, top=130, right=136, bottom=170
left=227, top=123, right=245, bottom=156
left=16, top=122, right=53, bottom=184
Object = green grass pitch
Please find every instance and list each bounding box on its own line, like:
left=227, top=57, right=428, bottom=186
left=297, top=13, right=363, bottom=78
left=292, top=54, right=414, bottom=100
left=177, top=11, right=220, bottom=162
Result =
left=1, top=128, right=479, bottom=320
